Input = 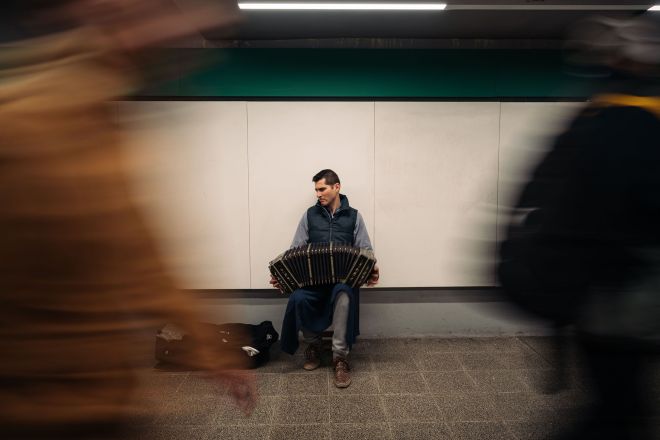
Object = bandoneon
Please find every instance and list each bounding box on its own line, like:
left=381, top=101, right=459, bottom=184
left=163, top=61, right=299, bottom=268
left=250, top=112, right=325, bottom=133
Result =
left=269, top=242, right=376, bottom=294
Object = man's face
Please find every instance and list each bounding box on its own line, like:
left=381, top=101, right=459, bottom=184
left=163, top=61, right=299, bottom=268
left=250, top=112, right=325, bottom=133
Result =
left=315, top=178, right=340, bottom=207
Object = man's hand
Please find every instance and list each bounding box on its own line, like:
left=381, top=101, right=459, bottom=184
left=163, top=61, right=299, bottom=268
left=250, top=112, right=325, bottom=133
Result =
left=269, top=274, right=284, bottom=293
left=366, top=264, right=380, bottom=287
left=215, top=370, right=258, bottom=416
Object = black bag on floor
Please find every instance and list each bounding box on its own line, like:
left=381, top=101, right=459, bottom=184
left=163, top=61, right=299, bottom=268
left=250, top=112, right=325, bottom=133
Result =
left=155, top=321, right=279, bottom=369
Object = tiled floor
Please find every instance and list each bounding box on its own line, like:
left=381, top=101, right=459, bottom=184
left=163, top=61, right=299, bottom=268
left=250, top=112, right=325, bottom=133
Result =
left=133, top=337, right=659, bottom=440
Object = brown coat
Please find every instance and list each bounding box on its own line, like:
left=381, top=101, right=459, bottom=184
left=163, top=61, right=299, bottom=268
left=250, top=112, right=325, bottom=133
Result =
left=0, top=28, right=234, bottom=429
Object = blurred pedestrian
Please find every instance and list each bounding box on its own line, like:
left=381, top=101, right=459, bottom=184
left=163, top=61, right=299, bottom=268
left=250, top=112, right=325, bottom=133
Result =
left=0, top=1, right=255, bottom=438
left=499, top=14, right=660, bottom=440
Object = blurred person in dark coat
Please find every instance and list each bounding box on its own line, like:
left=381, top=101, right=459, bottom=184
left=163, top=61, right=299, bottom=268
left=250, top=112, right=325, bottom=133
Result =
left=499, top=14, right=660, bottom=440
left=0, top=1, right=255, bottom=438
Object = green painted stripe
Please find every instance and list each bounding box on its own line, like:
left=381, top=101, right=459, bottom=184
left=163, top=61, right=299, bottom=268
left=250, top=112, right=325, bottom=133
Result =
left=138, top=49, right=597, bottom=98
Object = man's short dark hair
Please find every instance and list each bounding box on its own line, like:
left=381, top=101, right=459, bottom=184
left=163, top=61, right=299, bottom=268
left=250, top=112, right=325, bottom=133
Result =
left=312, top=169, right=340, bottom=185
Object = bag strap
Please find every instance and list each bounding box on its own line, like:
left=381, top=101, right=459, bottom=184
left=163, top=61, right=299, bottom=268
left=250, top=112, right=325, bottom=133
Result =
left=591, top=93, right=660, bottom=119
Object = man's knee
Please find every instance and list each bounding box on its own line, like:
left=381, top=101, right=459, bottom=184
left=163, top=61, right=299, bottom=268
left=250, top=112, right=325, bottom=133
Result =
left=336, top=291, right=350, bottom=308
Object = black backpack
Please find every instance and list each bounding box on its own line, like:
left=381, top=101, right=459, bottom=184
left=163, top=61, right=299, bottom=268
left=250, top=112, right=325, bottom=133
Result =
left=155, top=321, right=279, bottom=369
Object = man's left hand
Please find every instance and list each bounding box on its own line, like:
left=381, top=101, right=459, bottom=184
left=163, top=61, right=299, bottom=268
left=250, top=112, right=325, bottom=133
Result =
left=366, top=265, right=379, bottom=287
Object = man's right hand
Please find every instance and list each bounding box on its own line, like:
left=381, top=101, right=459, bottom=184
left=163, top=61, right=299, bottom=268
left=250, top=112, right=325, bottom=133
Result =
left=269, top=275, right=284, bottom=293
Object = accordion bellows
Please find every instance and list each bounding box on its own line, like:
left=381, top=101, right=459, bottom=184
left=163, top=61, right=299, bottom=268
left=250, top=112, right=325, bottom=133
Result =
left=269, top=242, right=376, bottom=294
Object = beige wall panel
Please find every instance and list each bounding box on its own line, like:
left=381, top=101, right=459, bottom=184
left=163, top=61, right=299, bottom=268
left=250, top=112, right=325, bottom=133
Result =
left=498, top=102, right=584, bottom=241
left=248, top=102, right=375, bottom=289
left=375, top=102, right=500, bottom=287
left=118, top=101, right=250, bottom=289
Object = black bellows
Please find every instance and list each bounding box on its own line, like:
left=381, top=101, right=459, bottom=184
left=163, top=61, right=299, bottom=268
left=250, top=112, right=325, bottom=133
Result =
left=269, top=242, right=376, bottom=294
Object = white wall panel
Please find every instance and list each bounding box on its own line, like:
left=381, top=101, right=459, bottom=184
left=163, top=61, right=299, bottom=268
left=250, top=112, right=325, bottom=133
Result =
left=247, top=102, right=375, bottom=289
left=118, top=101, right=250, bottom=289
left=114, top=100, right=584, bottom=291
left=375, top=102, right=500, bottom=287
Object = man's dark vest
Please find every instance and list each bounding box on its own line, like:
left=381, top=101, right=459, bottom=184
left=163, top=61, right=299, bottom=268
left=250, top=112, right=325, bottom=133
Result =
left=306, top=194, right=357, bottom=244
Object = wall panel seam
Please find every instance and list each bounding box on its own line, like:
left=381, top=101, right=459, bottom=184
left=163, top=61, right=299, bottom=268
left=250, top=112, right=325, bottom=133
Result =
left=245, top=101, right=253, bottom=288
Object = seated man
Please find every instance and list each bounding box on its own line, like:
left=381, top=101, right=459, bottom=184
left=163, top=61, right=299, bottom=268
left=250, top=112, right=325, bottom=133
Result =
left=270, top=169, right=378, bottom=388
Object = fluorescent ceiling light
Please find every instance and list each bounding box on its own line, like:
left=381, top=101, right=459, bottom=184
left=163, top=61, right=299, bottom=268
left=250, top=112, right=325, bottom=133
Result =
left=446, top=5, right=658, bottom=11
left=238, top=3, right=447, bottom=10
left=650, top=5, right=660, bottom=11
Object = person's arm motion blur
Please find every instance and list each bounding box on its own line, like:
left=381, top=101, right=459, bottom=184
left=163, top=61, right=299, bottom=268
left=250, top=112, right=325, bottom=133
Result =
left=71, top=0, right=242, bottom=52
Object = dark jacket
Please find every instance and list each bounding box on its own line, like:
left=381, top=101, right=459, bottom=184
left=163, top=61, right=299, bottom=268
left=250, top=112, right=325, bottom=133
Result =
left=307, top=194, right=358, bottom=244
left=499, top=85, right=660, bottom=345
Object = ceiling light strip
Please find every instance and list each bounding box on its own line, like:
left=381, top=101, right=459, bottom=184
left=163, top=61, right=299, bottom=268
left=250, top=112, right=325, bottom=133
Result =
left=238, top=3, right=447, bottom=10
left=446, top=5, right=654, bottom=10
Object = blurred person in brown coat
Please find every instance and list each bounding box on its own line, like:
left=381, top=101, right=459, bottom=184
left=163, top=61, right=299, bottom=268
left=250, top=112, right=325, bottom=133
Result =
left=0, top=1, right=255, bottom=438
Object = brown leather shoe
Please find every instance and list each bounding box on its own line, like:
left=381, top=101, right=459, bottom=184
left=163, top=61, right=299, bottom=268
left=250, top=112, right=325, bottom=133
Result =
left=303, top=343, right=321, bottom=371
left=333, top=357, right=351, bottom=388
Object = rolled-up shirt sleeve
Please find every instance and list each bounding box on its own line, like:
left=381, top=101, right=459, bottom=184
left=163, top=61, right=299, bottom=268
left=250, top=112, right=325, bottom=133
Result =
left=353, top=212, right=373, bottom=250
left=290, top=213, right=309, bottom=248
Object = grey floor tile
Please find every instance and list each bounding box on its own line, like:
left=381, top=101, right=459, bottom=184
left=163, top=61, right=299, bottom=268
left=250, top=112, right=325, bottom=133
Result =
left=146, top=368, right=191, bottom=376
left=518, top=337, right=559, bottom=355
left=377, top=372, right=429, bottom=394
left=490, top=393, right=554, bottom=421
left=479, top=338, right=529, bottom=353
left=282, top=372, right=329, bottom=395
left=329, top=395, right=387, bottom=423
left=346, top=354, right=375, bottom=373
left=330, top=423, right=392, bottom=440
left=540, top=351, right=577, bottom=369
left=443, top=338, right=489, bottom=352
left=212, top=395, right=275, bottom=426
left=531, top=389, right=593, bottom=410
left=504, top=420, right=576, bottom=440
left=362, top=338, right=428, bottom=355
left=136, top=425, right=210, bottom=440
left=349, top=339, right=371, bottom=352
left=329, top=372, right=379, bottom=395
left=467, top=370, right=528, bottom=393
left=135, top=373, right=187, bottom=403
left=269, top=424, right=330, bottom=440
left=178, top=374, right=229, bottom=397
left=434, top=393, right=499, bottom=422
left=206, top=424, right=270, bottom=440
left=449, top=421, right=516, bottom=440
left=390, top=422, right=452, bottom=440
left=499, top=349, right=552, bottom=369
left=518, top=368, right=581, bottom=394
left=420, top=338, right=457, bottom=353
left=416, top=352, right=462, bottom=372
left=371, top=354, right=420, bottom=372
left=381, top=394, right=443, bottom=422
left=280, top=355, right=308, bottom=374
left=256, top=373, right=283, bottom=396
left=152, top=395, right=224, bottom=425
left=257, top=356, right=288, bottom=373
left=272, top=396, right=329, bottom=424
left=457, top=352, right=507, bottom=370
left=424, top=371, right=477, bottom=393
